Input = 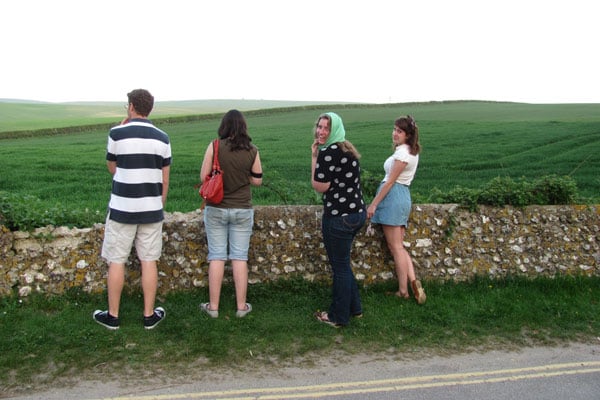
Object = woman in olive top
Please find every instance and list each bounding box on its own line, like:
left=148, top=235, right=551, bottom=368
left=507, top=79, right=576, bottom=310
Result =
left=199, top=110, right=263, bottom=318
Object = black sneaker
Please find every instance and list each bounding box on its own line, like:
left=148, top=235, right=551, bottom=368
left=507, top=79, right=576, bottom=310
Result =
left=93, top=310, right=120, bottom=330
left=143, top=307, right=166, bottom=330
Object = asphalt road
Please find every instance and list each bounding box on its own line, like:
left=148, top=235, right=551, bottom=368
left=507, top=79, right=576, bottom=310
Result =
left=6, top=341, right=600, bottom=400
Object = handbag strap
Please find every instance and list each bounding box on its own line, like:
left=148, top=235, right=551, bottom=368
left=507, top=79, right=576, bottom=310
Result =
left=212, top=139, right=220, bottom=170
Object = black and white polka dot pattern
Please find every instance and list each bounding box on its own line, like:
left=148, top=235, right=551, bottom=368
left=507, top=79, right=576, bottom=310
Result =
left=314, top=144, right=365, bottom=217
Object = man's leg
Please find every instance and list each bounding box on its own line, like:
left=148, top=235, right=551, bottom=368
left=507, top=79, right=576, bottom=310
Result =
left=141, top=260, right=158, bottom=317
left=107, top=262, right=125, bottom=317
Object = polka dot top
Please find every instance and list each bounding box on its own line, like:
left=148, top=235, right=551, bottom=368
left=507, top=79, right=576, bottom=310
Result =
left=314, top=143, right=366, bottom=217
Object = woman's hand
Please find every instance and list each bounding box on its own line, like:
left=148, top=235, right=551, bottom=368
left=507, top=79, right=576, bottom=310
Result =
left=311, top=140, right=319, bottom=158
left=367, top=203, right=377, bottom=219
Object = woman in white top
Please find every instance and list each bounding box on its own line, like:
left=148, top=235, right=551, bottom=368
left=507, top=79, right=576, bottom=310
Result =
left=367, top=116, right=426, bottom=304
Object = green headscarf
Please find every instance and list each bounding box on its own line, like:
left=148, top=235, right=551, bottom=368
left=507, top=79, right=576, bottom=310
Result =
left=319, top=112, right=346, bottom=149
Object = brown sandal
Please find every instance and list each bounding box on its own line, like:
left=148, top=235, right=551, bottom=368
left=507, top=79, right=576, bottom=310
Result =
left=411, top=280, right=427, bottom=305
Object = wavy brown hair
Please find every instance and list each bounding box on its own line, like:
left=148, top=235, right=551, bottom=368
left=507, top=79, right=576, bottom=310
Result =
left=395, top=115, right=421, bottom=155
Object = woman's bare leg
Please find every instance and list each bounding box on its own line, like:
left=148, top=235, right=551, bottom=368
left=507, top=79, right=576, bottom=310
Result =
left=231, top=259, right=248, bottom=310
left=208, top=260, right=225, bottom=311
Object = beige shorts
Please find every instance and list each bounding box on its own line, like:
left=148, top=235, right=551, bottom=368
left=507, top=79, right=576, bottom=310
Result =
left=101, top=218, right=163, bottom=264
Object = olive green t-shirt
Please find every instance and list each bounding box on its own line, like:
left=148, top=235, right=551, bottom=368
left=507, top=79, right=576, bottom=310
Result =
left=209, top=139, right=258, bottom=209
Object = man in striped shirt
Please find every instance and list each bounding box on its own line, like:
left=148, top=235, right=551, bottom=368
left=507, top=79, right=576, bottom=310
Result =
left=93, top=89, right=171, bottom=330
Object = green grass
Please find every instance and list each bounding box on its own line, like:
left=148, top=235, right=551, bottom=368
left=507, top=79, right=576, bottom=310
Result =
left=0, top=101, right=599, bottom=229
left=1, top=276, right=598, bottom=392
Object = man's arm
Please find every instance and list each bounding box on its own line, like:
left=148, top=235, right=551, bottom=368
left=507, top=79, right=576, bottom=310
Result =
left=107, top=160, right=117, bottom=175
left=162, top=165, right=170, bottom=206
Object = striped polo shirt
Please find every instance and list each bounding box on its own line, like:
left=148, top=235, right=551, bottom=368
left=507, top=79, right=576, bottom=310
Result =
left=106, top=119, right=171, bottom=224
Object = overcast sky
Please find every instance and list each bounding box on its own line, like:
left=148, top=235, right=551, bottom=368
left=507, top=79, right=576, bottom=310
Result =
left=1, top=0, right=598, bottom=104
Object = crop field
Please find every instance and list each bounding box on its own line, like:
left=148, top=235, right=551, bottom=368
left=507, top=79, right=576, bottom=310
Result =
left=0, top=99, right=334, bottom=132
left=0, top=100, right=598, bottom=224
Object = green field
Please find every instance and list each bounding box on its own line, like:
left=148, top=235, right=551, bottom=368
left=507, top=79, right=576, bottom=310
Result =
left=0, top=99, right=344, bottom=133
left=0, top=100, right=598, bottom=226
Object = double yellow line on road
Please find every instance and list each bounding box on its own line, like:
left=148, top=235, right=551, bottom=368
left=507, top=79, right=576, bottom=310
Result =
left=101, top=361, right=600, bottom=400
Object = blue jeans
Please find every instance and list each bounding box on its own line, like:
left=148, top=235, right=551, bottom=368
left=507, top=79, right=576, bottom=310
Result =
left=321, top=212, right=366, bottom=326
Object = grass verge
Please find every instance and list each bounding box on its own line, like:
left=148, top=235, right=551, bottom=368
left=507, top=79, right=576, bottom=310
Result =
left=0, top=275, right=598, bottom=393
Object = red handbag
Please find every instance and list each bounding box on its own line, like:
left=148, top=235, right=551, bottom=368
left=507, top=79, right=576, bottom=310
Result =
left=199, top=139, right=224, bottom=204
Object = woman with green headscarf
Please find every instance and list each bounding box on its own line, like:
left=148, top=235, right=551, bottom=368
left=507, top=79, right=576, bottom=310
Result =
left=311, top=112, right=366, bottom=327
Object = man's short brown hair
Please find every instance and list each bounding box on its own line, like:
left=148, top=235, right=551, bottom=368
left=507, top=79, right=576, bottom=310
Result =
left=127, top=89, right=154, bottom=117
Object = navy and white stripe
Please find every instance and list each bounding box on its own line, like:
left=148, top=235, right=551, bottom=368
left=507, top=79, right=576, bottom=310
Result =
left=106, top=119, right=171, bottom=224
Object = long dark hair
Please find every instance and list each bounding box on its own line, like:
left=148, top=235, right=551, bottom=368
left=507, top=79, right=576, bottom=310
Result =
left=218, top=109, right=252, bottom=151
left=395, top=115, right=421, bottom=155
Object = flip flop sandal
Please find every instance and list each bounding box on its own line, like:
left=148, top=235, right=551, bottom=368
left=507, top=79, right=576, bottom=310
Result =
left=314, top=311, right=341, bottom=328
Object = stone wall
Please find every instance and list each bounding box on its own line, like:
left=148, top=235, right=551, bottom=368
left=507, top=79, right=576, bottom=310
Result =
left=0, top=205, right=598, bottom=297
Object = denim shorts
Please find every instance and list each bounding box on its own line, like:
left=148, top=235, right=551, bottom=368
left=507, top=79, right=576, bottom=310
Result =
left=101, top=217, right=163, bottom=263
left=204, top=207, right=254, bottom=261
left=371, top=182, right=412, bottom=227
